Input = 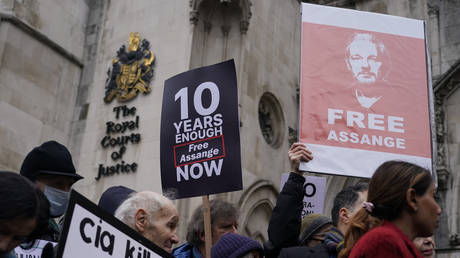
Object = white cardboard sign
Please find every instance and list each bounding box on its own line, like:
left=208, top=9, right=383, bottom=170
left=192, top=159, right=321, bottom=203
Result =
left=57, top=191, right=172, bottom=258
left=280, top=173, right=327, bottom=218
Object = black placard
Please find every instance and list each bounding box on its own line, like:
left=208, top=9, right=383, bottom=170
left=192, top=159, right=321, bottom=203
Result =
left=160, top=59, right=242, bottom=199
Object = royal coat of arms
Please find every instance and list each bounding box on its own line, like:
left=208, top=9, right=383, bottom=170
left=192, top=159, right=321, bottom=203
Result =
left=104, top=32, right=155, bottom=103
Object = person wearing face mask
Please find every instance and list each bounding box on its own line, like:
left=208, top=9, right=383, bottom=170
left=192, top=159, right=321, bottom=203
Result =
left=17, top=140, right=83, bottom=256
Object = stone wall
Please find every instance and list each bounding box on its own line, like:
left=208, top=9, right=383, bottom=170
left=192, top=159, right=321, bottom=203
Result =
left=0, top=0, right=88, bottom=171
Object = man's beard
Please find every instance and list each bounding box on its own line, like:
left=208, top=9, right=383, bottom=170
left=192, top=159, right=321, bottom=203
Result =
left=355, top=89, right=381, bottom=109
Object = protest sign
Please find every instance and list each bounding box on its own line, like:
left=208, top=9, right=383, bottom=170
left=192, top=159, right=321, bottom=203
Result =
left=160, top=59, right=242, bottom=199
left=299, top=3, right=433, bottom=177
left=280, top=173, right=326, bottom=218
left=57, top=191, right=173, bottom=258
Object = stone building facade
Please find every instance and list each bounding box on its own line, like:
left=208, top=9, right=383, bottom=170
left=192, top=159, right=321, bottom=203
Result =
left=0, top=0, right=459, bottom=256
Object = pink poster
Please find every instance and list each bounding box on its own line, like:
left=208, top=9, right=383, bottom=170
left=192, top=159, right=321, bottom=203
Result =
left=299, top=4, right=433, bottom=177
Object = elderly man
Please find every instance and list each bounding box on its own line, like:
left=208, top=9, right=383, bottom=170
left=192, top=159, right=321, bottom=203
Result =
left=345, top=33, right=390, bottom=109
left=173, top=199, right=239, bottom=258
left=115, top=191, right=179, bottom=253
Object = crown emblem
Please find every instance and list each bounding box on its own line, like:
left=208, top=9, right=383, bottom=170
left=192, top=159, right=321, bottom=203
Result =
left=104, top=32, right=155, bottom=103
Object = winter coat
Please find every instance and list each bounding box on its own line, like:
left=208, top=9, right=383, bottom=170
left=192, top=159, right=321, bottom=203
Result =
left=349, top=221, right=423, bottom=258
left=264, top=173, right=306, bottom=258
left=278, top=243, right=330, bottom=258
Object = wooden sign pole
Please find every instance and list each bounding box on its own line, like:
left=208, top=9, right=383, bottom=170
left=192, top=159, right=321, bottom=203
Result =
left=202, top=195, right=212, bottom=258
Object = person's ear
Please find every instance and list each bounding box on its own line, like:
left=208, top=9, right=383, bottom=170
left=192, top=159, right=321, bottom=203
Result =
left=406, top=188, right=418, bottom=212
left=134, top=209, right=148, bottom=233
left=339, top=207, right=350, bottom=223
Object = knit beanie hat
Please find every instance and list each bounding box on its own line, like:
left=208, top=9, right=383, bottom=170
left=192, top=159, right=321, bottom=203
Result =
left=298, top=213, right=332, bottom=245
left=211, top=233, right=263, bottom=258
left=98, top=186, right=136, bottom=215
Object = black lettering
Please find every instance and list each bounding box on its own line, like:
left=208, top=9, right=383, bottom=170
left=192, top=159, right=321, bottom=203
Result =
left=304, top=183, right=316, bottom=197
left=95, top=220, right=102, bottom=248
left=106, top=122, right=115, bottom=134
left=113, top=106, right=122, bottom=119
left=79, top=217, right=94, bottom=243
left=115, top=123, right=123, bottom=132
left=96, top=165, right=104, bottom=180
left=111, top=151, right=120, bottom=160
left=100, top=231, right=115, bottom=255
left=128, top=106, right=136, bottom=116
left=131, top=163, right=138, bottom=172
left=125, top=240, right=135, bottom=258
left=134, top=133, right=141, bottom=143
left=101, top=136, right=111, bottom=148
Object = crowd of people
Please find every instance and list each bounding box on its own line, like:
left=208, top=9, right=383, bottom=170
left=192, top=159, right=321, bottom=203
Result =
left=0, top=140, right=441, bottom=258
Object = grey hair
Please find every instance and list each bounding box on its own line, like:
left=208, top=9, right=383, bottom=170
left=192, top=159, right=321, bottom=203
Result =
left=186, top=199, right=238, bottom=248
left=115, top=191, right=172, bottom=227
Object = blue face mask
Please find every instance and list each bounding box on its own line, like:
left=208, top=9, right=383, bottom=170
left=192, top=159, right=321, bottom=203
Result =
left=44, top=186, right=70, bottom=217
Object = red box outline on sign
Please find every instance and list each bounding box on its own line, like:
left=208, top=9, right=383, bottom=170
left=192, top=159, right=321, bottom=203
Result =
left=173, top=135, right=226, bottom=168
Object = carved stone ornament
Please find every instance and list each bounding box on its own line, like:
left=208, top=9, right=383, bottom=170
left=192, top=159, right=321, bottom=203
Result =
left=433, top=60, right=460, bottom=190
left=189, top=0, right=252, bottom=34
left=104, top=32, right=155, bottom=103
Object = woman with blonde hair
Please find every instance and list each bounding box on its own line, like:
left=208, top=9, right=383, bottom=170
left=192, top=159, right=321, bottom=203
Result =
left=339, top=161, right=441, bottom=258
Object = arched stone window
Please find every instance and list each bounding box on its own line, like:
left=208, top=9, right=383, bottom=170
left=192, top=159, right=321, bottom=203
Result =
left=237, top=180, right=278, bottom=243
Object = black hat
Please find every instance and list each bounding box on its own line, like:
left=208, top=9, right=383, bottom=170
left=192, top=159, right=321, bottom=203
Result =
left=20, top=141, right=83, bottom=182
left=98, top=186, right=136, bottom=215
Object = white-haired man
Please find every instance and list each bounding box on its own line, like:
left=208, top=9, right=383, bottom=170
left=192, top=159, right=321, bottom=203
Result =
left=115, top=191, right=179, bottom=253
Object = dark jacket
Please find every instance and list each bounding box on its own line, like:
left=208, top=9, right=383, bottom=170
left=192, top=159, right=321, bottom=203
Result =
left=278, top=243, right=329, bottom=258
left=277, top=227, right=344, bottom=258
left=264, top=173, right=306, bottom=258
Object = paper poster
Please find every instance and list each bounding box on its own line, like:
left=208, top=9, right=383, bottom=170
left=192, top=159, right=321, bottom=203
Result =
left=299, top=3, right=432, bottom=177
